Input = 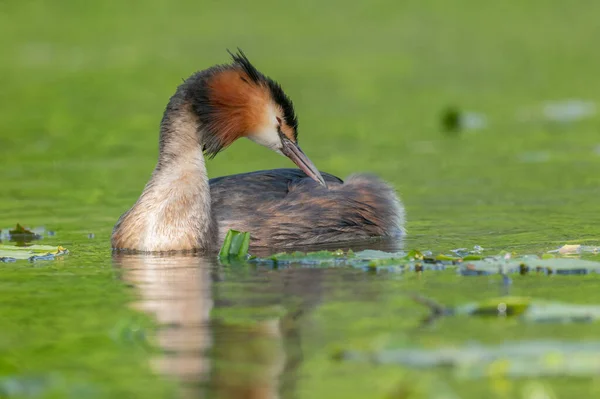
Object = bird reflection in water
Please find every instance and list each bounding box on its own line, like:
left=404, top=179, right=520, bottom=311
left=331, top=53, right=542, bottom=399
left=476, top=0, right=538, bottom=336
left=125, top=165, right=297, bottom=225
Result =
left=114, top=252, right=312, bottom=399
left=113, top=239, right=402, bottom=398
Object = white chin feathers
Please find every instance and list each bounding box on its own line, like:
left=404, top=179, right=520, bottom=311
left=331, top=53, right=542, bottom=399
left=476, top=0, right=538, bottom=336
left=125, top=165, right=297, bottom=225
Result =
left=247, top=128, right=282, bottom=151
left=246, top=104, right=283, bottom=153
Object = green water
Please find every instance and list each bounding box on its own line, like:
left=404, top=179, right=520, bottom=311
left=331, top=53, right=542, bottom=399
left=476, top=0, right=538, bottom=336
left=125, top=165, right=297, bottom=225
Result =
left=1, top=1, right=600, bottom=397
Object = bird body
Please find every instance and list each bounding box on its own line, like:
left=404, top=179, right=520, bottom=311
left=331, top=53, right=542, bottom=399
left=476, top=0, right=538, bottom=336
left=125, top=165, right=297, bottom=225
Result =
left=210, top=168, right=404, bottom=248
left=111, top=51, right=405, bottom=252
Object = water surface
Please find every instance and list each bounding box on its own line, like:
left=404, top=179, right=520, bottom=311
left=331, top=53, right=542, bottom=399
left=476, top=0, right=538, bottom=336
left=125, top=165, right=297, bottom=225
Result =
left=2, top=1, right=600, bottom=398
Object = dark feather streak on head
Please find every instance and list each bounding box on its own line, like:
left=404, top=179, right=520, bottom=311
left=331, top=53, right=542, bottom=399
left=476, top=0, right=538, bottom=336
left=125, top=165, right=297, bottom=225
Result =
left=179, top=65, right=230, bottom=159
left=267, top=79, right=298, bottom=140
left=229, top=48, right=299, bottom=140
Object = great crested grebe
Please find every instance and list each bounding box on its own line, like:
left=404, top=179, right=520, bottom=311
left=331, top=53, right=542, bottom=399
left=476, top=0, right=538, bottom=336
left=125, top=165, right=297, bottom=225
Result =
left=111, top=50, right=405, bottom=252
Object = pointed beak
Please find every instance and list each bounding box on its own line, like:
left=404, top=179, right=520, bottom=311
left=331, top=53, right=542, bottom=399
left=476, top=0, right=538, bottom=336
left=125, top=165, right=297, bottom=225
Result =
left=281, top=137, right=327, bottom=187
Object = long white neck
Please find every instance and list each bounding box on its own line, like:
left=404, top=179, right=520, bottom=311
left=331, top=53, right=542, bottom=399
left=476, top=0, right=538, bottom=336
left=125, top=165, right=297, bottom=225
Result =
left=111, top=102, right=216, bottom=252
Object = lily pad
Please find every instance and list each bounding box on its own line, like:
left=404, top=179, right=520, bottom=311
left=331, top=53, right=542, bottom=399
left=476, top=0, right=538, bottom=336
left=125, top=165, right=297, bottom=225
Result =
left=0, top=244, right=68, bottom=263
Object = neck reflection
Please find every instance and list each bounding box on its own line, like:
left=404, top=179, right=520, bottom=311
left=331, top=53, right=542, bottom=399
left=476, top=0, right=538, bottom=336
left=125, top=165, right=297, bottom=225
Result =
left=114, top=253, right=313, bottom=399
left=114, top=253, right=213, bottom=393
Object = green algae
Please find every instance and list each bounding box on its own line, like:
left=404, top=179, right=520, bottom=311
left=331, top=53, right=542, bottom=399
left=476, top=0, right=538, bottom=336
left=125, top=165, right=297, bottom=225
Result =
left=0, top=246, right=178, bottom=399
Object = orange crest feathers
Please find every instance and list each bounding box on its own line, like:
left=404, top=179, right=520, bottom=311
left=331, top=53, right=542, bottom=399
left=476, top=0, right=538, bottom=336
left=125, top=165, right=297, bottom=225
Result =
left=204, top=69, right=271, bottom=155
left=177, top=50, right=298, bottom=158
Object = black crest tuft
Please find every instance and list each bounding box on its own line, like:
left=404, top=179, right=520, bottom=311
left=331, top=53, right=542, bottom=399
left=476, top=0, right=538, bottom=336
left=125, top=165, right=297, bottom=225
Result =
left=228, top=49, right=262, bottom=83
left=267, top=79, right=298, bottom=139
left=228, top=49, right=299, bottom=139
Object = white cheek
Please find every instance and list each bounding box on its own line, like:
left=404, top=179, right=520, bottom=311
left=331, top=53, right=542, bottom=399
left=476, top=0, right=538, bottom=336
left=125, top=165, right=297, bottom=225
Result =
left=247, top=128, right=282, bottom=152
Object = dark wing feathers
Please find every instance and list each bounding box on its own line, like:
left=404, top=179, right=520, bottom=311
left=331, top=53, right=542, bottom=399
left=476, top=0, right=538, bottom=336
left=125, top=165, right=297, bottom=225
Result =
left=210, top=168, right=342, bottom=205
left=209, top=169, right=404, bottom=248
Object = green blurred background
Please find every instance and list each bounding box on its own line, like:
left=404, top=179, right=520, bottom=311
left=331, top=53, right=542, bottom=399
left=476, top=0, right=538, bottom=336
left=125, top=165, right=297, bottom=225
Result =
left=1, top=1, right=600, bottom=398
left=2, top=0, right=599, bottom=249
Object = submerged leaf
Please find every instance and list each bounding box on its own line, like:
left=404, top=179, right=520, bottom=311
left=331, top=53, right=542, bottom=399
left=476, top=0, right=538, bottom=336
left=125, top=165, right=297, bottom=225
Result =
left=455, top=296, right=532, bottom=317
left=263, top=250, right=350, bottom=267
left=416, top=295, right=600, bottom=324
left=339, top=341, right=600, bottom=378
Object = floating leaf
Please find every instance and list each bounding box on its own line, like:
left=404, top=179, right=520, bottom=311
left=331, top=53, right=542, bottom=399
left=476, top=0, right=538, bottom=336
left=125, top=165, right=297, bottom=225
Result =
left=244, top=246, right=599, bottom=275
left=218, top=230, right=250, bottom=259
left=454, top=296, right=533, bottom=318
left=415, top=295, right=600, bottom=324
left=0, top=244, right=68, bottom=262
left=549, top=244, right=600, bottom=255
left=461, top=257, right=600, bottom=275
left=406, top=249, right=424, bottom=260
left=250, top=248, right=447, bottom=273
left=259, top=249, right=350, bottom=267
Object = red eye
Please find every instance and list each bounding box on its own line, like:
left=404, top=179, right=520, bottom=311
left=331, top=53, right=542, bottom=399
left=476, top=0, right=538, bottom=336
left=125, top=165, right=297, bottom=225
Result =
left=276, top=117, right=282, bottom=125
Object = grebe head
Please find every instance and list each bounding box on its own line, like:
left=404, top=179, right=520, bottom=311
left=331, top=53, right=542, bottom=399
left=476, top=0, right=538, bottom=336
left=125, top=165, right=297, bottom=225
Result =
left=184, top=49, right=326, bottom=186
